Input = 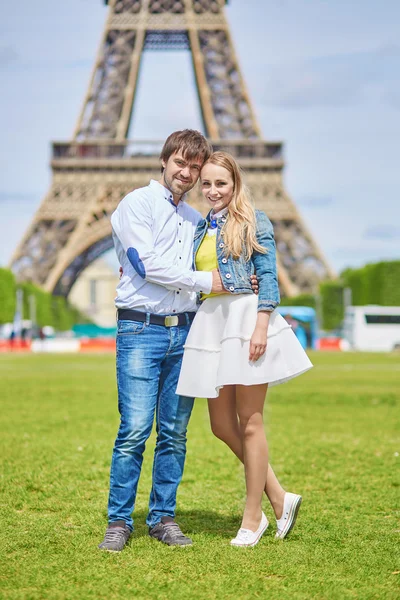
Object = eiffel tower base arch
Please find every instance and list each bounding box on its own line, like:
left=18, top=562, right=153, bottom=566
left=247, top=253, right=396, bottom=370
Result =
left=9, top=0, right=333, bottom=298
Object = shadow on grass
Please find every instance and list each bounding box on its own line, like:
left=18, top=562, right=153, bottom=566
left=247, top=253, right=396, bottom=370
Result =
left=127, top=509, right=243, bottom=540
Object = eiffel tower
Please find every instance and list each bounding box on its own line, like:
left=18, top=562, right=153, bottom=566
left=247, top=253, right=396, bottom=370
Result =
left=10, top=0, right=333, bottom=297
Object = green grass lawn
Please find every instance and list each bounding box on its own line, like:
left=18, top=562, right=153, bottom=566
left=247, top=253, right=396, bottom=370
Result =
left=0, top=351, right=399, bottom=599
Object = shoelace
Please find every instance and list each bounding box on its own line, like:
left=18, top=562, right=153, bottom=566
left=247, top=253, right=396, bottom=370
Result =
left=276, top=511, right=289, bottom=535
left=103, top=527, right=127, bottom=543
left=277, top=511, right=289, bottom=524
left=236, top=528, right=253, bottom=540
left=161, top=521, right=187, bottom=541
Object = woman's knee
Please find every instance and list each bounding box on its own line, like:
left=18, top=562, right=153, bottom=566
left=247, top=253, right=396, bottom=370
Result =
left=238, top=412, right=264, bottom=438
left=210, top=419, right=230, bottom=441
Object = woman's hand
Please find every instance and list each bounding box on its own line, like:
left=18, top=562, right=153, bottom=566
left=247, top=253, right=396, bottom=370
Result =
left=249, top=327, right=267, bottom=362
left=249, top=311, right=271, bottom=362
left=250, top=274, right=259, bottom=295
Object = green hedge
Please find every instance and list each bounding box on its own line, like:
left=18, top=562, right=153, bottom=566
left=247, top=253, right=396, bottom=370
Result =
left=318, top=260, right=400, bottom=331
left=280, top=261, right=400, bottom=331
left=0, top=268, right=16, bottom=324
left=319, top=281, right=345, bottom=331
left=280, top=293, right=316, bottom=309
left=2, top=260, right=398, bottom=333
left=20, top=281, right=91, bottom=330
left=0, top=268, right=90, bottom=330
left=341, top=261, right=400, bottom=306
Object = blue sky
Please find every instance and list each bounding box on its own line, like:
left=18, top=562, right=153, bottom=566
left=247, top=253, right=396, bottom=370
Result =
left=1, top=0, right=399, bottom=275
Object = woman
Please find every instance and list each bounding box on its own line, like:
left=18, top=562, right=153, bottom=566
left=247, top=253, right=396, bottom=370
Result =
left=176, top=151, right=313, bottom=547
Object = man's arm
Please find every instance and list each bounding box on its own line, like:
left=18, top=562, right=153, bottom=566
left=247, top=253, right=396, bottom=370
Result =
left=112, top=195, right=212, bottom=294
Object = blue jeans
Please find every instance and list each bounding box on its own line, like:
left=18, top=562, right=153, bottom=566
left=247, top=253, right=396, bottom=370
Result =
left=108, top=319, right=194, bottom=531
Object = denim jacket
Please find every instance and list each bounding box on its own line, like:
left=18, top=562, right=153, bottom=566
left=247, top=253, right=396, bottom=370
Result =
left=193, top=209, right=280, bottom=312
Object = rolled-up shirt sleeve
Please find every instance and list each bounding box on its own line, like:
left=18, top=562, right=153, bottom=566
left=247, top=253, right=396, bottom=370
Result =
left=111, top=195, right=212, bottom=294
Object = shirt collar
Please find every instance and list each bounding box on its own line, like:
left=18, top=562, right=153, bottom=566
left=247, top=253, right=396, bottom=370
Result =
left=149, top=179, right=186, bottom=207
left=207, top=207, right=228, bottom=224
left=211, top=207, right=228, bottom=220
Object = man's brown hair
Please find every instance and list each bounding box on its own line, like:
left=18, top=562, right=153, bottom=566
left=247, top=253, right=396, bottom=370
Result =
left=160, top=129, right=213, bottom=172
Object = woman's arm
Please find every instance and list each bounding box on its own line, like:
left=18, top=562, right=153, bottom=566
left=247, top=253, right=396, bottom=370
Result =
left=249, top=310, right=270, bottom=362
left=249, top=211, right=279, bottom=361
left=251, top=211, right=280, bottom=312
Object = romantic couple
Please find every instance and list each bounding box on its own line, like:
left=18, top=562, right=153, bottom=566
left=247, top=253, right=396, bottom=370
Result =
left=98, top=129, right=312, bottom=552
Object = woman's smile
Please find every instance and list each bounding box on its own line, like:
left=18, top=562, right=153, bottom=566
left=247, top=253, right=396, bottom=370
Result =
left=201, top=162, right=235, bottom=212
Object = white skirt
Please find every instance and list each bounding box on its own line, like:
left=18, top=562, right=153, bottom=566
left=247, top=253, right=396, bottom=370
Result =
left=176, top=294, right=313, bottom=399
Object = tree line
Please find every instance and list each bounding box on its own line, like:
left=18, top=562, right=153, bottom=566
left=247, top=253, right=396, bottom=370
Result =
left=278, top=260, right=400, bottom=330
left=0, top=268, right=90, bottom=330
left=1, top=261, right=399, bottom=331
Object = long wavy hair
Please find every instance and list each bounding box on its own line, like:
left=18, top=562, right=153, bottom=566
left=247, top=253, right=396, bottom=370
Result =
left=203, top=151, right=267, bottom=260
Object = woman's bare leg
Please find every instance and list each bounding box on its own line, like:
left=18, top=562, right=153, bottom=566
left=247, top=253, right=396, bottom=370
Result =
left=208, top=386, right=285, bottom=519
left=234, top=383, right=269, bottom=530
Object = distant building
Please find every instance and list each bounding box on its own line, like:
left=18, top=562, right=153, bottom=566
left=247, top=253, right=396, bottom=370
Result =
left=70, top=258, right=118, bottom=327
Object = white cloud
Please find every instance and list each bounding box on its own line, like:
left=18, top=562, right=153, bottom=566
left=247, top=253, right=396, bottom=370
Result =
left=0, top=46, right=18, bottom=67
left=0, top=191, right=37, bottom=203
left=259, top=46, right=400, bottom=109
left=1, top=0, right=400, bottom=277
left=297, top=195, right=333, bottom=208
left=364, top=225, right=400, bottom=241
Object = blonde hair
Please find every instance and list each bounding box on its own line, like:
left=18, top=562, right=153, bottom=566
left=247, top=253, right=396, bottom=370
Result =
left=203, top=151, right=267, bottom=260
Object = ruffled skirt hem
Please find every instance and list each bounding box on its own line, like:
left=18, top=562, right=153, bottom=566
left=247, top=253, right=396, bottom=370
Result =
left=176, top=294, right=313, bottom=399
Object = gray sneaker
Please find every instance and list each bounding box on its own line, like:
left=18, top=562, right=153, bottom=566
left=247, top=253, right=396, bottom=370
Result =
left=149, top=516, right=192, bottom=546
left=98, top=521, right=131, bottom=552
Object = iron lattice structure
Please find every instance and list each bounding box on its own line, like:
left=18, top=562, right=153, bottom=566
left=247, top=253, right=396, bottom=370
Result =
left=10, top=0, right=333, bottom=297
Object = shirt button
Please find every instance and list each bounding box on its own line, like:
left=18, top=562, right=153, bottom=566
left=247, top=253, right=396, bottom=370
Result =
left=222, top=258, right=227, bottom=264
left=173, top=310, right=176, bottom=313
left=219, top=242, right=224, bottom=248
left=229, top=286, right=234, bottom=292
left=179, top=240, right=182, bottom=243
left=225, top=273, right=231, bottom=279
left=179, top=222, right=182, bottom=226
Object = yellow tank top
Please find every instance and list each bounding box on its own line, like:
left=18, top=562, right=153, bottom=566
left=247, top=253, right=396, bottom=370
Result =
left=195, top=233, right=223, bottom=300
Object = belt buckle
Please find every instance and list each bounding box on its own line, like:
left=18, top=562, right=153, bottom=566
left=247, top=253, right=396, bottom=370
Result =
left=164, top=315, right=179, bottom=327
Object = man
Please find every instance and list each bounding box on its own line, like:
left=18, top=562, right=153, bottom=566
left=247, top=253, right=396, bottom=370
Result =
left=99, top=130, right=258, bottom=552
left=99, top=130, right=223, bottom=552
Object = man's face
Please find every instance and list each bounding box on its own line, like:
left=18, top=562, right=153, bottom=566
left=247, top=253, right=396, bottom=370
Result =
left=161, top=152, right=203, bottom=198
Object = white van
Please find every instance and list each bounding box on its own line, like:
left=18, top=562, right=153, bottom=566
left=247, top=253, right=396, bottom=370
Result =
left=342, top=305, right=400, bottom=352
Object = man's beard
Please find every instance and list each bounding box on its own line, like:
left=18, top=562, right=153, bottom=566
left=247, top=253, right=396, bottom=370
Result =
left=164, top=173, right=193, bottom=197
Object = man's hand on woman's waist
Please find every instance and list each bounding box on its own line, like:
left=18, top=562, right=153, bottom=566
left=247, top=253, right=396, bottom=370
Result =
left=120, top=266, right=259, bottom=295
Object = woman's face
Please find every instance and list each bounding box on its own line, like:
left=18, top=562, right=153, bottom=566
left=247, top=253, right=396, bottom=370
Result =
left=200, top=163, right=234, bottom=213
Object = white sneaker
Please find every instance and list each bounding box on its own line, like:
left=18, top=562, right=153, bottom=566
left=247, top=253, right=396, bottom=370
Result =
left=275, top=492, right=302, bottom=539
left=230, top=512, right=269, bottom=547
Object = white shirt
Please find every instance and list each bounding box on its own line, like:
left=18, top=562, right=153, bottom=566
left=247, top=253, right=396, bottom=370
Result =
left=111, top=180, right=212, bottom=313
